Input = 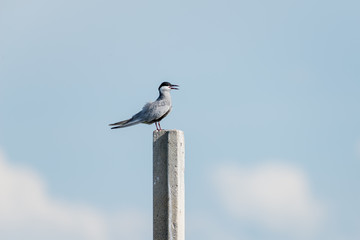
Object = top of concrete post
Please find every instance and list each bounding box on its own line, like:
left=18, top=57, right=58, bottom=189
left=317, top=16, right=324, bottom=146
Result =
left=153, top=130, right=184, bottom=163
left=153, top=129, right=184, bottom=136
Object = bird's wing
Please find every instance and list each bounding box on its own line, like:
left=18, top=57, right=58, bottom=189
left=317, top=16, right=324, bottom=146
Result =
left=136, top=101, right=170, bottom=123
left=109, top=99, right=171, bottom=128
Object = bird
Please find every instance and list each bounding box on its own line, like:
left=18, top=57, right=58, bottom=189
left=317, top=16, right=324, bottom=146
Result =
left=109, top=82, right=179, bottom=131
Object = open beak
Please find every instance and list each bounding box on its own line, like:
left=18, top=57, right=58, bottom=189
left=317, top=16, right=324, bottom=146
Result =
left=170, top=84, right=179, bottom=90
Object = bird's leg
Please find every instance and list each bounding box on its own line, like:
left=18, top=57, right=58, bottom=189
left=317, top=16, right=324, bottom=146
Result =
left=158, top=122, right=162, bottom=130
left=155, top=122, right=159, bottom=131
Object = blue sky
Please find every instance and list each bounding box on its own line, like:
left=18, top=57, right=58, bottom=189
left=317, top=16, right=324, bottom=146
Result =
left=0, top=0, right=359, bottom=239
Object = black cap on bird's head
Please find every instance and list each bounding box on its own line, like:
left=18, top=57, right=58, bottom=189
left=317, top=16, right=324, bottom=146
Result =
left=158, top=82, right=179, bottom=91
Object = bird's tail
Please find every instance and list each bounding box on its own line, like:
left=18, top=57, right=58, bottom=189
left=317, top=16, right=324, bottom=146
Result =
left=109, top=118, right=142, bottom=129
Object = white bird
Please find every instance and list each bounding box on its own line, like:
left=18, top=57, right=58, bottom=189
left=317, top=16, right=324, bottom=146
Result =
left=109, top=82, right=179, bottom=131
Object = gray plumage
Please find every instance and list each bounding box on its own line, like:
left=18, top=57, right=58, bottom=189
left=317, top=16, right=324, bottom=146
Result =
left=109, top=82, right=179, bottom=130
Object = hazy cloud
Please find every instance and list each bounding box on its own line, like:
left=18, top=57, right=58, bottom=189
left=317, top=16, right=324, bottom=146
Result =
left=212, top=162, right=326, bottom=236
left=187, top=212, right=245, bottom=240
left=0, top=151, right=148, bottom=240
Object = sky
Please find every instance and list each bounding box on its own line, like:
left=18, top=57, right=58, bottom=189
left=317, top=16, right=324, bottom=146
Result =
left=0, top=0, right=360, bottom=239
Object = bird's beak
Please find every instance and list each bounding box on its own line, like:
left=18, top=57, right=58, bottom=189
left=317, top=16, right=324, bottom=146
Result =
left=170, top=84, right=179, bottom=90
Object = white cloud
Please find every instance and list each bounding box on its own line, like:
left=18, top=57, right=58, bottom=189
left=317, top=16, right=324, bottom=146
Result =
left=108, top=209, right=149, bottom=240
left=0, top=151, right=149, bottom=240
left=212, top=162, right=326, bottom=236
left=187, top=212, right=246, bottom=240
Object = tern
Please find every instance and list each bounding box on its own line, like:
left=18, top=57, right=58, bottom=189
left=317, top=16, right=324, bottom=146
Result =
left=109, top=82, right=179, bottom=131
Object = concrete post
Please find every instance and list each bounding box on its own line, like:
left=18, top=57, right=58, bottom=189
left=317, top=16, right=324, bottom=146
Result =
left=153, top=130, right=185, bottom=240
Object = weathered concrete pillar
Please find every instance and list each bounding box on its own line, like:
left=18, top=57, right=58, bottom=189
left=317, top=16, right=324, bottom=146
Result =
left=153, top=130, right=185, bottom=240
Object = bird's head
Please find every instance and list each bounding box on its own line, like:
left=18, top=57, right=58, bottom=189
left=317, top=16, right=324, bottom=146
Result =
left=158, top=82, right=179, bottom=93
